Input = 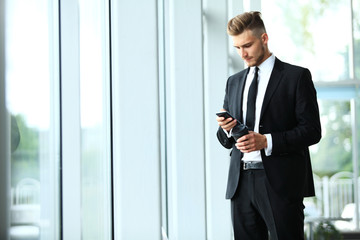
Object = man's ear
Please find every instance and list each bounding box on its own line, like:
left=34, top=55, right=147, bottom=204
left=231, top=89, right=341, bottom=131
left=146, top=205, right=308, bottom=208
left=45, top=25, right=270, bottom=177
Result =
left=261, top=33, right=268, bottom=44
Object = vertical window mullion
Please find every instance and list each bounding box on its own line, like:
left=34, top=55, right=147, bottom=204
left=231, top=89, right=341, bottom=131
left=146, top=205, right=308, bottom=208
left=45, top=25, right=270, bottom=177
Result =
left=59, top=0, right=82, bottom=239
left=351, top=99, right=359, bottom=229
left=0, top=0, right=10, bottom=236
left=157, top=0, right=169, bottom=237
left=349, top=0, right=355, bottom=80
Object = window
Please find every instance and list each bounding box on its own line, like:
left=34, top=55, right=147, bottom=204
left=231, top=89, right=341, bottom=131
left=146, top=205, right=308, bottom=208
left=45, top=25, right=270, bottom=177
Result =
left=6, top=0, right=60, bottom=239
left=79, top=0, right=112, bottom=238
left=262, top=0, right=360, bottom=232
left=262, top=0, right=353, bottom=82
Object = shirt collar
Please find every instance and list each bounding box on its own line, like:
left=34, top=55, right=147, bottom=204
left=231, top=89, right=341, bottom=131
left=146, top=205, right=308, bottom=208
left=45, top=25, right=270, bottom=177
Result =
left=249, top=53, right=275, bottom=75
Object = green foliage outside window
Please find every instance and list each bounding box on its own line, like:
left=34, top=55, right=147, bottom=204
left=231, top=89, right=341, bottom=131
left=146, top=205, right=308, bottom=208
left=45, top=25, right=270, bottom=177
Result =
left=310, top=101, right=352, bottom=177
left=11, top=114, right=40, bottom=187
left=313, top=221, right=343, bottom=240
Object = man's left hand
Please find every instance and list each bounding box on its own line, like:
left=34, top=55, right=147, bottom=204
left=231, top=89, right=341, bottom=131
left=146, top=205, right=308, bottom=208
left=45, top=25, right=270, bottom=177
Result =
left=235, top=131, right=267, bottom=153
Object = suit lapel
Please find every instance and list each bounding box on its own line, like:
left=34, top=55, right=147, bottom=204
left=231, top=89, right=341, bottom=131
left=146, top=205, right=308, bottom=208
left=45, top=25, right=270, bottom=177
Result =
left=260, top=58, right=284, bottom=120
left=234, top=68, right=249, bottom=124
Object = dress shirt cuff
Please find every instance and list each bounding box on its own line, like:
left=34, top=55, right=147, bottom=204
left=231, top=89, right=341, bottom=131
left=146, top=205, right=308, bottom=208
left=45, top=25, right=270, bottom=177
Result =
left=264, top=134, right=272, bottom=156
left=222, top=128, right=233, bottom=138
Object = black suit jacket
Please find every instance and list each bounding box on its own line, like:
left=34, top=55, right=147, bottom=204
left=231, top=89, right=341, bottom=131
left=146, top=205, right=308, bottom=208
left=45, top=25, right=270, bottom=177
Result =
left=217, top=58, right=321, bottom=201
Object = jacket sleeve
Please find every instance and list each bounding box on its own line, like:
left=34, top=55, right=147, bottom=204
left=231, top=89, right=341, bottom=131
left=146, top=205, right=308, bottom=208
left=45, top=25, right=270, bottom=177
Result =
left=217, top=127, right=234, bottom=149
left=271, top=68, right=322, bottom=155
left=216, top=77, right=236, bottom=149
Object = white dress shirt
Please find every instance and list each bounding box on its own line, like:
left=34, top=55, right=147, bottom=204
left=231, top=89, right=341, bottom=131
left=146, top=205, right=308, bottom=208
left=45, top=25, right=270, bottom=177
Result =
left=225, top=54, right=275, bottom=162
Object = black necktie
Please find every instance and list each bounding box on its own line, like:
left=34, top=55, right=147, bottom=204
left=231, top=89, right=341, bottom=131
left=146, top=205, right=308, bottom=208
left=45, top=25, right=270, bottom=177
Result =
left=246, top=67, right=259, bottom=131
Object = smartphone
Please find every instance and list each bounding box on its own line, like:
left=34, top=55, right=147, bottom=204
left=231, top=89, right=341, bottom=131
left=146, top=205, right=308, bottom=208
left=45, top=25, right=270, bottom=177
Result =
left=216, top=111, right=235, bottom=120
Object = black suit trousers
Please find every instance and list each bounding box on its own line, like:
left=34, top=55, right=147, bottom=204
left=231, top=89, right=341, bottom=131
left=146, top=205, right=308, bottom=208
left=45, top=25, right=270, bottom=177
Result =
left=231, top=169, right=305, bottom=240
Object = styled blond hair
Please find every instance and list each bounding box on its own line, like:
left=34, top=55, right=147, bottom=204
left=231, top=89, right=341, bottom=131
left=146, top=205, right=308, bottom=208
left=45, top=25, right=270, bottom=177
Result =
left=227, top=11, right=267, bottom=37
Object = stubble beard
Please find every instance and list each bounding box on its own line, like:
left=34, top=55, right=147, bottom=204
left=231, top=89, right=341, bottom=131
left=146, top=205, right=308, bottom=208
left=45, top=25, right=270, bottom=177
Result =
left=253, top=45, right=266, bottom=67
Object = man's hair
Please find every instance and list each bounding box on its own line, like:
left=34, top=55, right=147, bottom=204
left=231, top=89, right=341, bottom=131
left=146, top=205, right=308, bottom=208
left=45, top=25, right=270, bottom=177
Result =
left=227, top=11, right=266, bottom=37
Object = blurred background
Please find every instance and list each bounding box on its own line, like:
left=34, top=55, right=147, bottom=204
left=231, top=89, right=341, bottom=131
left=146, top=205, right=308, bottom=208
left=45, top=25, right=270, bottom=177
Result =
left=0, top=0, right=359, bottom=239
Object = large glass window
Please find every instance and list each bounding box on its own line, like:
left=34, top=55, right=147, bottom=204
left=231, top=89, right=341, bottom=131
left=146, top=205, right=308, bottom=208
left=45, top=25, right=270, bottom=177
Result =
left=308, top=99, right=354, bottom=219
left=262, top=0, right=352, bottom=82
left=6, top=0, right=60, bottom=239
left=311, top=100, right=352, bottom=176
left=79, top=0, right=112, bottom=238
left=262, top=0, right=360, bottom=236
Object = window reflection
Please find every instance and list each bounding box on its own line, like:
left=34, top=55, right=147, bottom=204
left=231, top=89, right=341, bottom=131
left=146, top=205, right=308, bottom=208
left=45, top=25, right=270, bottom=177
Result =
left=6, top=0, right=60, bottom=239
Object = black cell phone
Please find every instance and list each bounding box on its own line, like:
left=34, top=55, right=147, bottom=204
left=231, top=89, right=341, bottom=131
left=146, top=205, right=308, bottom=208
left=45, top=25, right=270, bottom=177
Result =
left=216, top=111, right=235, bottom=120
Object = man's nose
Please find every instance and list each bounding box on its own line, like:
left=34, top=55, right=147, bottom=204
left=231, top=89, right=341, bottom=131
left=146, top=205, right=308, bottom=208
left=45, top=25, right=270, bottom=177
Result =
left=242, top=49, right=248, bottom=58
left=239, top=48, right=247, bottom=58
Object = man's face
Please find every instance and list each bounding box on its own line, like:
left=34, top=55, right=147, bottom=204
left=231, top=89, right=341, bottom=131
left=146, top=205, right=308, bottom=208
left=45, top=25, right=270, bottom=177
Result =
left=232, top=29, right=268, bottom=67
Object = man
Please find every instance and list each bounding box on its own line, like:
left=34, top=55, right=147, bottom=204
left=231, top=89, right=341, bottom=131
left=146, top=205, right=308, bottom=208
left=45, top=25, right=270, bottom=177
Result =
left=216, top=11, right=321, bottom=239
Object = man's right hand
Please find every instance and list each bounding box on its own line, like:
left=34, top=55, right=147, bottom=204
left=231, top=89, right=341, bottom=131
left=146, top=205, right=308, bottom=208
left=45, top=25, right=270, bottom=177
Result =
left=216, top=109, right=237, bottom=132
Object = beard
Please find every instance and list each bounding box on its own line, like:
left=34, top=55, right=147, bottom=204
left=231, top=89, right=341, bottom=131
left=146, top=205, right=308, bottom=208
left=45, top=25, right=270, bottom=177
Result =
left=253, top=45, right=266, bottom=66
left=245, top=45, right=266, bottom=67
